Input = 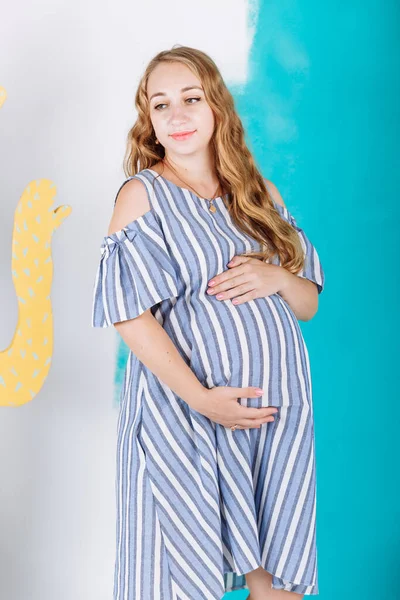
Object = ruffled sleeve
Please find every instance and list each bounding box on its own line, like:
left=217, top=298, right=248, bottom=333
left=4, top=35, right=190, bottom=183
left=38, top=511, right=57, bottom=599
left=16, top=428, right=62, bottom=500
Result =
left=272, top=201, right=325, bottom=294
left=91, top=209, right=181, bottom=327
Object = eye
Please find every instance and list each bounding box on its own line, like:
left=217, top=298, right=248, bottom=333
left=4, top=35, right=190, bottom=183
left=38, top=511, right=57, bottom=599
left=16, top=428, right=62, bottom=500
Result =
left=154, top=97, right=201, bottom=110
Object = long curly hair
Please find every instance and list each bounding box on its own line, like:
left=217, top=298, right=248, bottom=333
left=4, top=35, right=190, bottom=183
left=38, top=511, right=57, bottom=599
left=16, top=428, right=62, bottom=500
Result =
left=123, top=45, right=305, bottom=275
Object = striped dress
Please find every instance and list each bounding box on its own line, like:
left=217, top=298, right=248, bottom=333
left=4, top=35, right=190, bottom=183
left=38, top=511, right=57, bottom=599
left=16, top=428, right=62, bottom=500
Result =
left=91, top=168, right=325, bottom=599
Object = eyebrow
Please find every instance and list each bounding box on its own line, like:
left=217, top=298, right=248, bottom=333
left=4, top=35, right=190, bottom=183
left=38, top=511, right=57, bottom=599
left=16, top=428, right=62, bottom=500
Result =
left=149, top=85, right=204, bottom=102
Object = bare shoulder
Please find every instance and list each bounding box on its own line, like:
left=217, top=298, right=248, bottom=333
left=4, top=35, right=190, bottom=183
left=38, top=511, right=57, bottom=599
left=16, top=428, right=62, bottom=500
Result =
left=107, top=177, right=151, bottom=235
left=263, top=177, right=286, bottom=208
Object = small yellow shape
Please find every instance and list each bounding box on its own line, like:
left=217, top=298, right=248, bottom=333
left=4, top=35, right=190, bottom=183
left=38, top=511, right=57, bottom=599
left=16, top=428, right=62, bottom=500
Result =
left=0, top=87, right=6, bottom=109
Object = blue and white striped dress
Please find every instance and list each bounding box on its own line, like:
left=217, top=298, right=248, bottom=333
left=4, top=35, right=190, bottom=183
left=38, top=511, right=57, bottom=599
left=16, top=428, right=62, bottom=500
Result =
left=92, top=168, right=325, bottom=599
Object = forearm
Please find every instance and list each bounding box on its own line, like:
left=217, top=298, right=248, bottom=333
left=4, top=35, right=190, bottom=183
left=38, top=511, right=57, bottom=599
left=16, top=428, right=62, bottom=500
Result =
left=277, top=268, right=319, bottom=321
left=114, top=311, right=208, bottom=410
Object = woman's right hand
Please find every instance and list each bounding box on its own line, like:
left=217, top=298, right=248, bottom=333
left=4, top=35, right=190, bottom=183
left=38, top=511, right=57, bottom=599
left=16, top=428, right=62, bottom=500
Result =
left=193, top=386, right=278, bottom=429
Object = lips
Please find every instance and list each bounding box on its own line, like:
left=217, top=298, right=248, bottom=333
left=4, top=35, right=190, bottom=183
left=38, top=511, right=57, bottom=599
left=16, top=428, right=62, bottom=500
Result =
left=170, top=130, right=196, bottom=140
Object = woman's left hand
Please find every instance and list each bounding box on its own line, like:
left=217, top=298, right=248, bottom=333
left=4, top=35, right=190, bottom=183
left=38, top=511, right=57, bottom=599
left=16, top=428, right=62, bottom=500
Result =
left=206, top=255, right=288, bottom=305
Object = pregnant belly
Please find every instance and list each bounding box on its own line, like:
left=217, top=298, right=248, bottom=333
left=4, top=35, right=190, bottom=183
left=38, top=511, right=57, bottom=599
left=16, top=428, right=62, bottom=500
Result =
left=180, top=292, right=312, bottom=408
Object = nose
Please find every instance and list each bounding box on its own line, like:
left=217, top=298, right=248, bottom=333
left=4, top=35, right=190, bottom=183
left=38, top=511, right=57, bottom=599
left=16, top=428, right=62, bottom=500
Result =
left=168, top=104, right=190, bottom=123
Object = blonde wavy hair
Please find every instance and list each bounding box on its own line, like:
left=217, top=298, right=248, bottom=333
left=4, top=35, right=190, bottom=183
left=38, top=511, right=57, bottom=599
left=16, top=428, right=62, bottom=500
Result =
left=123, top=45, right=305, bottom=275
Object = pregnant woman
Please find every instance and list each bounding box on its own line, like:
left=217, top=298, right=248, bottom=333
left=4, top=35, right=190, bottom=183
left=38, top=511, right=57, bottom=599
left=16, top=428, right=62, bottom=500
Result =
left=92, top=46, right=325, bottom=600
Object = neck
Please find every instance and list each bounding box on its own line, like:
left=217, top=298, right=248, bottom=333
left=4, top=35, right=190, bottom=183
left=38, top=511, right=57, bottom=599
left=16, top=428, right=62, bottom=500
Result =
left=162, top=153, right=218, bottom=188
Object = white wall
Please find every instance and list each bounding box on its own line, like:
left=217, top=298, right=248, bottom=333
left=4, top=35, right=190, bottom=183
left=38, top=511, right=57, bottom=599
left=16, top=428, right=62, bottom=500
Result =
left=0, top=2, right=252, bottom=598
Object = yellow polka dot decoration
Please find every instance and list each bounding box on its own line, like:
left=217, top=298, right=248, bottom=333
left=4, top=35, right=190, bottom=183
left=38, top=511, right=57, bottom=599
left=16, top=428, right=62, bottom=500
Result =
left=1, top=179, right=72, bottom=406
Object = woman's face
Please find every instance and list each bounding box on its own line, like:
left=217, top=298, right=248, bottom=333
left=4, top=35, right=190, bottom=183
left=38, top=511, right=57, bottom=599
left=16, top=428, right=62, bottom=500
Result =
left=147, top=62, right=215, bottom=158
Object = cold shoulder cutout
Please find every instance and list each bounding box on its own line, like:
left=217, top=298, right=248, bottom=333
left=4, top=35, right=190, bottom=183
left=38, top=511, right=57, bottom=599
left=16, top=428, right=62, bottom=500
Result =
left=272, top=200, right=325, bottom=294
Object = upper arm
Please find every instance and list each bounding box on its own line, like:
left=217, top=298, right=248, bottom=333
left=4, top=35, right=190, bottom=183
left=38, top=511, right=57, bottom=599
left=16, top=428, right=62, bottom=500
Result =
left=107, top=178, right=151, bottom=235
left=263, top=177, right=286, bottom=208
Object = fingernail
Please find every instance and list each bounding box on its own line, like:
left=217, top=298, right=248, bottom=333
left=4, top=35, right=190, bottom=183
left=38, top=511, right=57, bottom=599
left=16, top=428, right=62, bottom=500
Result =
left=255, top=388, right=263, bottom=395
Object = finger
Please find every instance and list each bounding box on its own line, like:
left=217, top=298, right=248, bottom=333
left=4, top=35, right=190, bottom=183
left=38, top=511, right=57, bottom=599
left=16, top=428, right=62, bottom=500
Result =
left=209, top=274, right=249, bottom=295
left=231, top=290, right=257, bottom=305
left=236, top=405, right=279, bottom=419
left=236, top=415, right=275, bottom=429
left=227, top=256, right=250, bottom=267
left=221, top=284, right=254, bottom=301
left=233, top=386, right=267, bottom=399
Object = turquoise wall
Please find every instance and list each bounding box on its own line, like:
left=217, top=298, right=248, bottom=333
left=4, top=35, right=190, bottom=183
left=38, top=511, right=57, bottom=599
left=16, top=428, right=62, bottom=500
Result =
left=226, top=1, right=399, bottom=598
